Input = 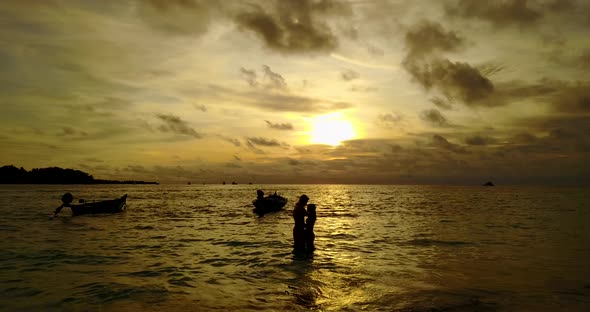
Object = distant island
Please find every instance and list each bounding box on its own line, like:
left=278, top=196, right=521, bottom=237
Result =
left=0, top=165, right=158, bottom=184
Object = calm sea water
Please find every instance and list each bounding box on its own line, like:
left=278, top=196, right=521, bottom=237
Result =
left=0, top=184, right=589, bottom=311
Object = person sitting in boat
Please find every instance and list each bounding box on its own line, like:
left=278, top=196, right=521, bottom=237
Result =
left=305, top=204, right=317, bottom=252
left=292, top=194, right=309, bottom=252
left=257, top=190, right=264, bottom=200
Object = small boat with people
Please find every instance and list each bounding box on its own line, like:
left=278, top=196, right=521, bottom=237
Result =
left=252, top=190, right=288, bottom=216
left=54, top=192, right=127, bottom=216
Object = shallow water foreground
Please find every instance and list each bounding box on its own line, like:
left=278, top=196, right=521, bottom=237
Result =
left=1, top=184, right=589, bottom=311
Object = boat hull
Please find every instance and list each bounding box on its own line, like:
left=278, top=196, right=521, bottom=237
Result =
left=69, top=194, right=127, bottom=216
left=252, top=196, right=288, bottom=216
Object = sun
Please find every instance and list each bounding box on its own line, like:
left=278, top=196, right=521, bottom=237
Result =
left=309, top=114, right=357, bottom=146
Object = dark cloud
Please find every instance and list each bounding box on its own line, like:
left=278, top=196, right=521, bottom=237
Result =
left=219, top=136, right=242, bottom=147
left=430, top=96, right=453, bottom=110
left=240, top=65, right=287, bottom=90
left=234, top=0, right=350, bottom=54
left=479, top=63, right=506, bottom=77
left=340, top=69, right=360, bottom=81
left=193, top=104, right=207, bottom=112
left=246, top=136, right=286, bottom=147
left=445, top=0, right=578, bottom=28
left=405, top=58, right=496, bottom=106
left=246, top=91, right=354, bottom=113
left=367, top=44, right=384, bottom=56
left=156, top=113, right=202, bottom=138
left=402, top=21, right=496, bottom=107
left=377, top=112, right=404, bottom=128
left=445, top=0, right=541, bottom=27
left=579, top=49, right=590, bottom=65
left=332, top=138, right=405, bottom=155
left=245, top=136, right=289, bottom=154
left=432, top=134, right=468, bottom=154
left=464, top=134, right=496, bottom=146
left=57, top=127, right=88, bottom=137
left=286, top=157, right=318, bottom=166
left=265, top=120, right=293, bottom=130
left=404, top=21, right=463, bottom=59
left=510, top=132, right=538, bottom=144
left=61, top=127, right=76, bottom=136
left=548, top=81, right=590, bottom=113
left=490, top=79, right=590, bottom=113
left=240, top=67, right=258, bottom=87
left=139, top=0, right=218, bottom=35
left=420, top=109, right=449, bottom=127
left=288, top=158, right=302, bottom=166
left=262, top=65, right=287, bottom=89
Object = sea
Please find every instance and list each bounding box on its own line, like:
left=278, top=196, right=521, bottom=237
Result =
left=0, top=184, right=589, bottom=311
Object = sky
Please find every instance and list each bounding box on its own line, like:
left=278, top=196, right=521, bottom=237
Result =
left=1, top=0, right=589, bottom=184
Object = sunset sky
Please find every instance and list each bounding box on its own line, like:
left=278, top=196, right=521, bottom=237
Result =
left=1, top=0, right=589, bottom=184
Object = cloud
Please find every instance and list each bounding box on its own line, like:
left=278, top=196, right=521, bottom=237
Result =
left=332, top=138, right=406, bottom=155
left=547, top=81, right=590, bottom=113
left=464, top=134, right=496, bottom=146
left=246, top=136, right=286, bottom=147
left=487, top=79, right=590, bottom=113
left=225, top=162, right=241, bottom=168
left=156, top=113, right=203, bottom=138
left=245, top=91, right=354, bottom=113
left=430, top=96, right=453, bottom=110
left=580, top=49, right=590, bottom=65
left=420, top=109, right=449, bottom=127
left=265, top=120, right=294, bottom=130
left=404, top=58, right=496, bottom=106
left=262, top=65, right=287, bottom=89
left=219, top=135, right=242, bottom=147
left=377, top=112, right=404, bottom=128
left=139, top=0, right=218, bottom=35
left=245, top=136, right=290, bottom=154
left=240, top=65, right=287, bottom=90
left=340, top=69, right=360, bottom=81
left=188, top=84, right=355, bottom=113
left=445, top=0, right=576, bottom=28
left=402, top=21, right=497, bottom=107
left=57, top=127, right=89, bottom=137
left=240, top=67, right=258, bottom=87
left=446, top=0, right=540, bottom=27
left=510, top=132, right=538, bottom=144
left=234, top=0, right=350, bottom=54
left=432, top=134, right=468, bottom=154
left=404, top=21, right=463, bottom=59
left=350, top=85, right=377, bottom=93
left=193, top=104, right=207, bottom=112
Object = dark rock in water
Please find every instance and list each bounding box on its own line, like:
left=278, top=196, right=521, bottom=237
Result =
left=482, top=181, right=495, bottom=186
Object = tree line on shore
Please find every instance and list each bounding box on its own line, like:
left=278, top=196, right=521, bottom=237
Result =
left=0, top=165, right=158, bottom=184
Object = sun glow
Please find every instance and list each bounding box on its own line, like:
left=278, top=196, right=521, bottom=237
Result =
left=309, top=114, right=357, bottom=146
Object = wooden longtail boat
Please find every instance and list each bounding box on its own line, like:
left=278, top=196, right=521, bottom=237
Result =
left=54, top=193, right=127, bottom=216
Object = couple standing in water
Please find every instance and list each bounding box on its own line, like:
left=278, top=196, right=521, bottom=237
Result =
left=292, top=194, right=316, bottom=253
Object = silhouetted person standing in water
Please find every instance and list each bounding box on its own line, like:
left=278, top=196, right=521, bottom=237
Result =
left=305, top=204, right=317, bottom=252
left=293, top=194, right=309, bottom=252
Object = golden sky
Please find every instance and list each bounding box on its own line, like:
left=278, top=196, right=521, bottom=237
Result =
left=1, top=0, right=589, bottom=184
